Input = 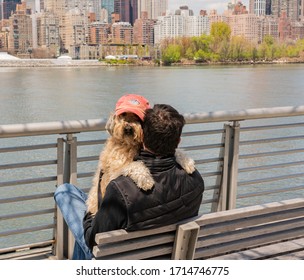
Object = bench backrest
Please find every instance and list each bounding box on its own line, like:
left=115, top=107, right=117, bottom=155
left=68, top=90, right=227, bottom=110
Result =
left=178, top=198, right=304, bottom=259
left=93, top=223, right=180, bottom=259
left=93, top=198, right=304, bottom=260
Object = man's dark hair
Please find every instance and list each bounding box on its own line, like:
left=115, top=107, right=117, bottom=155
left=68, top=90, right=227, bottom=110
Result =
left=143, top=104, right=185, bottom=156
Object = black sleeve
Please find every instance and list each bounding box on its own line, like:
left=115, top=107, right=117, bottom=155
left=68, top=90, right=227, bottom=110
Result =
left=83, top=182, right=128, bottom=250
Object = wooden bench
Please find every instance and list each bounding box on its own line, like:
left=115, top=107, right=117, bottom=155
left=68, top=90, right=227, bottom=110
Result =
left=177, top=198, right=304, bottom=260
left=92, top=221, right=195, bottom=260
left=93, top=198, right=304, bottom=260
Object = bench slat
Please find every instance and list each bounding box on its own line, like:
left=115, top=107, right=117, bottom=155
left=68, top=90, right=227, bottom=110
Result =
left=198, top=216, right=304, bottom=247
left=194, top=226, right=304, bottom=259
left=94, top=232, right=175, bottom=258
left=195, top=198, right=304, bottom=227
left=199, top=207, right=304, bottom=236
left=95, top=224, right=178, bottom=245
left=94, top=244, right=173, bottom=260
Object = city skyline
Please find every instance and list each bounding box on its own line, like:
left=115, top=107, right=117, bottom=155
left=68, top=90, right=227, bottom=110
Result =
left=168, top=0, right=249, bottom=14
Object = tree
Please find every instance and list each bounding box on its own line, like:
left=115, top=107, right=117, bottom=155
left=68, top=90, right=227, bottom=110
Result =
left=210, top=22, right=231, bottom=53
left=161, top=44, right=181, bottom=65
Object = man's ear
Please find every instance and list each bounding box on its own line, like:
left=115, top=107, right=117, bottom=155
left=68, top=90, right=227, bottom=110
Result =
left=105, top=113, right=115, bottom=135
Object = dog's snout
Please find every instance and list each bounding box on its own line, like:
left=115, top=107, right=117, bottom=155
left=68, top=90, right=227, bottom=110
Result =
left=124, top=125, right=134, bottom=135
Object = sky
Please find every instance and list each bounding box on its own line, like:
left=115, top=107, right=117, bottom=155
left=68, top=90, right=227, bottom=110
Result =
left=168, top=0, right=249, bottom=15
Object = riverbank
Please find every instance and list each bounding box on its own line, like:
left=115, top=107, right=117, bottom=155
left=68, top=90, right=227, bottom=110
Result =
left=0, top=58, right=105, bottom=67
left=1, top=56, right=304, bottom=67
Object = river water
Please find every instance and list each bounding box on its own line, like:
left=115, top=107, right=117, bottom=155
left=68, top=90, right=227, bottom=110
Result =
left=1, top=64, right=304, bottom=125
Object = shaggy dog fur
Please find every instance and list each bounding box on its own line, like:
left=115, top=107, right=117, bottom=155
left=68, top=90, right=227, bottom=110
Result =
left=86, top=112, right=196, bottom=215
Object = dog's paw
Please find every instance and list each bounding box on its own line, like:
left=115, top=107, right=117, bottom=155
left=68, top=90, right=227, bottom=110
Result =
left=175, top=149, right=196, bottom=174
left=120, top=161, right=154, bottom=191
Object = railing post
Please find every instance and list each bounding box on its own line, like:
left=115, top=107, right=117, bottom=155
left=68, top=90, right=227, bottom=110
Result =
left=54, top=137, right=66, bottom=259
left=212, top=124, right=231, bottom=212
left=55, top=134, right=77, bottom=259
left=226, top=121, right=240, bottom=210
left=214, top=121, right=240, bottom=211
left=64, top=134, right=77, bottom=259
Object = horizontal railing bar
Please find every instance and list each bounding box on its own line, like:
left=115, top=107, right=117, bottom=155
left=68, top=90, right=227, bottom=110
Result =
left=77, top=139, right=106, bottom=146
left=204, top=185, right=220, bottom=191
left=0, top=119, right=107, bottom=138
left=0, top=160, right=57, bottom=170
left=0, top=176, right=57, bottom=188
left=0, top=240, right=54, bottom=255
left=239, top=148, right=304, bottom=159
left=0, top=192, right=54, bottom=204
left=77, top=156, right=99, bottom=163
left=184, top=106, right=304, bottom=124
left=0, top=143, right=57, bottom=153
left=239, top=161, right=304, bottom=173
left=78, top=172, right=95, bottom=179
left=0, top=208, right=55, bottom=221
left=182, top=129, right=224, bottom=137
left=241, top=122, right=304, bottom=132
left=201, top=171, right=221, bottom=177
left=238, top=172, right=304, bottom=186
left=202, top=198, right=217, bottom=204
left=240, top=135, right=304, bottom=146
left=182, top=143, right=224, bottom=151
left=195, top=157, right=223, bottom=164
left=237, top=185, right=304, bottom=199
left=1, top=106, right=303, bottom=138
left=0, top=224, right=55, bottom=238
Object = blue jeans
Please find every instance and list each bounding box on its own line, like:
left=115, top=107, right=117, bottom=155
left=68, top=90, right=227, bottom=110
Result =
left=54, top=183, right=93, bottom=260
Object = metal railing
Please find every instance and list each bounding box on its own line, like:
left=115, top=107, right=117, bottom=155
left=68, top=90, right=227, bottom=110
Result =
left=0, top=105, right=304, bottom=259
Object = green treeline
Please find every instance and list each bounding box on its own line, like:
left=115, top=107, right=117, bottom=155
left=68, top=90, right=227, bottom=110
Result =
left=160, top=22, right=304, bottom=65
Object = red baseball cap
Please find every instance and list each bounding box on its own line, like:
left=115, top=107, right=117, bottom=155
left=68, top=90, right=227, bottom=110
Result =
left=115, top=94, right=151, bottom=121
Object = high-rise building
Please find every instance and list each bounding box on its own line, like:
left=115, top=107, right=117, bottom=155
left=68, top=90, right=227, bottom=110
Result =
left=36, top=11, right=60, bottom=49
left=301, top=0, right=304, bottom=19
left=138, top=0, right=167, bottom=20
left=114, top=0, right=137, bottom=25
left=0, top=0, right=21, bottom=20
left=8, top=2, right=32, bottom=54
left=133, top=11, right=154, bottom=44
left=154, top=6, right=209, bottom=44
left=111, top=21, right=133, bottom=43
left=89, top=22, right=110, bottom=44
left=102, top=0, right=114, bottom=23
left=265, top=0, right=272, bottom=15
left=271, top=0, right=300, bottom=21
left=249, top=0, right=266, bottom=16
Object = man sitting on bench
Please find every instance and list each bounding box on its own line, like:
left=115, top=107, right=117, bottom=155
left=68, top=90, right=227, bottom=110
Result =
left=55, top=103, right=205, bottom=260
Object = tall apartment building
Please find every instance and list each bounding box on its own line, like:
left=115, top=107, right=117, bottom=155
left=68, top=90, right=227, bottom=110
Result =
left=36, top=12, right=59, bottom=48
left=260, top=15, right=279, bottom=41
left=249, top=0, right=266, bottom=16
left=89, top=22, right=110, bottom=44
left=8, top=1, right=32, bottom=54
left=111, top=21, right=133, bottom=44
left=138, top=0, right=167, bottom=20
left=208, top=10, right=228, bottom=27
left=228, top=13, right=261, bottom=43
left=114, top=0, right=137, bottom=25
left=271, top=0, right=300, bottom=21
left=0, top=0, right=21, bottom=20
left=186, top=14, right=209, bottom=37
left=154, top=7, right=210, bottom=44
left=64, top=8, right=87, bottom=56
left=133, top=11, right=154, bottom=44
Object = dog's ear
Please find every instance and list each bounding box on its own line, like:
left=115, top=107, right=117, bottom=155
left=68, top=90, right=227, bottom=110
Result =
left=105, top=113, right=115, bottom=135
